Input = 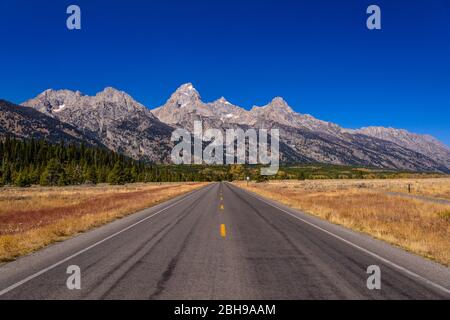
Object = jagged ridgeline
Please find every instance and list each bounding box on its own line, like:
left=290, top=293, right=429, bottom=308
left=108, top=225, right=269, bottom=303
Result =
left=0, top=138, right=209, bottom=186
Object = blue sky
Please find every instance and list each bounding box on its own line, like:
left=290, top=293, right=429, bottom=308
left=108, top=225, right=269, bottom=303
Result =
left=0, top=0, right=449, bottom=145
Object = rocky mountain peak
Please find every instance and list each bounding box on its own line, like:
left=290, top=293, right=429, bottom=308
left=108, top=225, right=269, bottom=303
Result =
left=151, top=83, right=204, bottom=125
left=38, top=88, right=82, bottom=99
left=23, top=89, right=85, bottom=115
left=98, top=86, right=123, bottom=96
left=96, top=87, right=133, bottom=102
left=93, top=87, right=149, bottom=114
left=250, top=97, right=293, bottom=113
left=248, top=97, right=296, bottom=127
left=268, top=97, right=294, bottom=113
left=271, top=96, right=287, bottom=104
left=215, top=96, right=231, bottom=105
left=250, top=97, right=294, bottom=116
left=169, top=83, right=201, bottom=107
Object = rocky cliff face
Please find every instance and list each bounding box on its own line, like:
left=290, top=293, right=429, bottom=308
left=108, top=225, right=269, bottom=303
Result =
left=22, top=88, right=174, bottom=162
left=353, top=127, right=450, bottom=170
left=0, top=99, right=102, bottom=146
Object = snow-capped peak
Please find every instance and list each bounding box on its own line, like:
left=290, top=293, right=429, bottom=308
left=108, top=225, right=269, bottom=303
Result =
left=175, top=83, right=199, bottom=96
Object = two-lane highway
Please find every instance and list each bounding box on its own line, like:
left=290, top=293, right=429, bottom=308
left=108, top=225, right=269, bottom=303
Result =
left=0, top=182, right=449, bottom=299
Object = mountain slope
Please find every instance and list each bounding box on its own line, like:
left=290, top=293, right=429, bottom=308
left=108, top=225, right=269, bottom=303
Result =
left=22, top=88, right=174, bottom=163
left=353, top=127, right=450, bottom=170
left=0, top=99, right=102, bottom=146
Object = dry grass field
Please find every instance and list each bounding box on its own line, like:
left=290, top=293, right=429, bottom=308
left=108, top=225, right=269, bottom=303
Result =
left=0, top=182, right=207, bottom=262
left=235, top=178, right=450, bottom=266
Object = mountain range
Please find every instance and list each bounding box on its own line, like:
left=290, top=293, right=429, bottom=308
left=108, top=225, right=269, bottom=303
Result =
left=0, top=83, right=448, bottom=172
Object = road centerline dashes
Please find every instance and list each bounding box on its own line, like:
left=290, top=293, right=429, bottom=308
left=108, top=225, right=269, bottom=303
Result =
left=220, top=224, right=226, bottom=238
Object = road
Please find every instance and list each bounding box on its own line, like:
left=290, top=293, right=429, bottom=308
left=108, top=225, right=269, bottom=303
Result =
left=0, top=182, right=449, bottom=299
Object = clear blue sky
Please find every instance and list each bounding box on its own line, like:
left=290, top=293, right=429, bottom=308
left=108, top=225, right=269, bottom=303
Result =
left=0, top=0, right=449, bottom=145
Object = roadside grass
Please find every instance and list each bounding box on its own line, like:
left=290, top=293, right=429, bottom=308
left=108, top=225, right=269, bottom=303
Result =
left=353, top=178, right=450, bottom=201
left=235, top=179, right=450, bottom=266
left=0, top=183, right=207, bottom=262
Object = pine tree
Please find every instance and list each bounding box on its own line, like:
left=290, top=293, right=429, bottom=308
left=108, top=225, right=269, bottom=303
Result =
left=40, top=158, right=62, bottom=186
left=58, top=170, right=67, bottom=186
left=108, top=161, right=125, bottom=185
left=130, top=166, right=138, bottom=183
left=72, top=164, right=83, bottom=185
left=1, top=164, right=12, bottom=185
left=14, top=170, right=30, bottom=187
left=96, top=166, right=107, bottom=183
left=85, top=165, right=97, bottom=184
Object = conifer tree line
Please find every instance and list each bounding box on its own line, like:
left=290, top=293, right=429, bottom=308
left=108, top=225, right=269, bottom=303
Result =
left=0, top=138, right=203, bottom=187
left=0, top=138, right=399, bottom=187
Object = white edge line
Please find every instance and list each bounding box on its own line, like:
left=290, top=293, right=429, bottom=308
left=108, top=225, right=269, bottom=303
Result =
left=0, top=185, right=209, bottom=296
left=234, top=184, right=450, bottom=295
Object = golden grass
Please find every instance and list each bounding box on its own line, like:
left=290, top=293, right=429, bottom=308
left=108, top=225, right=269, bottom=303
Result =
left=235, top=179, right=450, bottom=266
left=0, top=183, right=207, bottom=262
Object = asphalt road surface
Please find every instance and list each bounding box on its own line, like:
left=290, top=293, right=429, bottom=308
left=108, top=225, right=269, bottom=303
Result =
left=0, top=182, right=449, bottom=299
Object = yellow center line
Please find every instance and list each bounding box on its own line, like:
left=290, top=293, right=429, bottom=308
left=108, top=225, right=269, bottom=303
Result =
left=220, top=224, right=226, bottom=237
